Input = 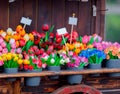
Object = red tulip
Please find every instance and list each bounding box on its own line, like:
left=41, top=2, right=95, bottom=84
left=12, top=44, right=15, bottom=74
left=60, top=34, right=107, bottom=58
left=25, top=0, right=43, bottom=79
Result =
left=72, top=30, right=78, bottom=39
left=42, top=24, right=49, bottom=31
left=19, top=39, right=26, bottom=47
left=56, top=38, right=62, bottom=43
left=50, top=32, right=54, bottom=38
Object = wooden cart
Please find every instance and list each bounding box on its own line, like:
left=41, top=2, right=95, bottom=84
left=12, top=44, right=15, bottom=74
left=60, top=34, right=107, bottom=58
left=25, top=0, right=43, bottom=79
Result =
left=0, top=68, right=120, bottom=94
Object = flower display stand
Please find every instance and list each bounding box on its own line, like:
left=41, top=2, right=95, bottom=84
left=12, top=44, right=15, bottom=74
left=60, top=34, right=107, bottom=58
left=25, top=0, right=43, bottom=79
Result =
left=0, top=68, right=120, bottom=94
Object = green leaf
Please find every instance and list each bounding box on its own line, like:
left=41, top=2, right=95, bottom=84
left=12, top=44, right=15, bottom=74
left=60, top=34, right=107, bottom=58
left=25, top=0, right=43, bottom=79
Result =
left=6, top=42, right=11, bottom=52
left=61, top=37, right=67, bottom=45
left=88, top=37, right=94, bottom=45
left=79, top=36, right=82, bottom=43
left=49, top=25, right=54, bottom=33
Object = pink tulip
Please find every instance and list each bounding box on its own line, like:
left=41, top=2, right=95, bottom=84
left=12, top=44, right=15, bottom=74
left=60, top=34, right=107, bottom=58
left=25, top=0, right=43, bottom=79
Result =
left=10, top=49, right=16, bottom=53
left=0, top=46, right=2, bottom=51
left=0, top=52, right=2, bottom=55
left=0, top=61, right=4, bottom=66
left=1, top=42, right=6, bottom=48
left=24, top=54, right=30, bottom=59
left=82, top=35, right=89, bottom=44
left=16, top=48, right=22, bottom=54
left=0, top=38, right=4, bottom=44
left=2, top=48, right=8, bottom=54
left=93, top=34, right=102, bottom=42
left=11, top=43, right=16, bottom=49
left=9, top=38, right=15, bottom=45
left=42, top=63, right=47, bottom=68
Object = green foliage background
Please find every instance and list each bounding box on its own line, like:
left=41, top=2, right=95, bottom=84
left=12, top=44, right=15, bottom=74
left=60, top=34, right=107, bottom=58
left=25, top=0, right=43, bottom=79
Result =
left=105, top=0, right=120, bottom=43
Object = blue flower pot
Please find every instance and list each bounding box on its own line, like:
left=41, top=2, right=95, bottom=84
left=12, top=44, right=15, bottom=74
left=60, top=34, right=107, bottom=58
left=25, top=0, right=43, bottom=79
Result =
left=4, top=68, right=18, bottom=82
left=88, top=63, right=101, bottom=76
left=25, top=69, right=42, bottom=86
left=67, top=67, right=83, bottom=84
left=47, top=66, right=61, bottom=80
left=106, top=59, right=120, bottom=77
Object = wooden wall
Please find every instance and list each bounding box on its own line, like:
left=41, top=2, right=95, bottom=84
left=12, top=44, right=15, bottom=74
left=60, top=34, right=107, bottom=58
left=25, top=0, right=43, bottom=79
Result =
left=0, top=0, right=105, bottom=37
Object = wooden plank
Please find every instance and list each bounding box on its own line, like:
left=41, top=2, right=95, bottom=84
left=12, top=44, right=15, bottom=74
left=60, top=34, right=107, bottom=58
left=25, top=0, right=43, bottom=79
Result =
left=9, top=0, right=24, bottom=30
left=37, top=0, right=51, bottom=32
left=1, top=68, right=120, bottom=78
left=100, top=0, right=105, bottom=39
left=90, top=0, right=96, bottom=34
left=78, top=0, right=91, bottom=36
left=65, top=0, right=79, bottom=33
left=23, top=0, right=37, bottom=32
left=0, top=0, right=8, bottom=30
left=51, top=0, right=65, bottom=31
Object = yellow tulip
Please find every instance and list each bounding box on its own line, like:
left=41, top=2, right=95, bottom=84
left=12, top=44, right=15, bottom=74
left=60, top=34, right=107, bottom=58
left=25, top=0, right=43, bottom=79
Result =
left=2, top=57, right=7, bottom=61
left=23, top=59, right=30, bottom=65
left=0, top=57, right=3, bottom=61
left=18, top=59, right=23, bottom=65
left=6, top=54, right=12, bottom=60
left=13, top=57, right=18, bottom=62
left=18, top=54, right=23, bottom=59
left=12, top=53, right=17, bottom=57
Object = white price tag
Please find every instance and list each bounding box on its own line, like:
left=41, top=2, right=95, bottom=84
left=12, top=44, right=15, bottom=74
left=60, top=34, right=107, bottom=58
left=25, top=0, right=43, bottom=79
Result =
left=68, top=17, right=78, bottom=25
left=81, top=0, right=88, bottom=2
left=57, top=28, right=67, bottom=35
left=20, top=17, right=32, bottom=25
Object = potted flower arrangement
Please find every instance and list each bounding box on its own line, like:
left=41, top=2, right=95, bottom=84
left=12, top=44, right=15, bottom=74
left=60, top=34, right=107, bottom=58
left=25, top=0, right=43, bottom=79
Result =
left=79, top=48, right=106, bottom=76
left=41, top=52, right=66, bottom=79
left=0, top=52, right=23, bottom=81
left=22, top=53, right=43, bottom=86
left=104, top=44, right=120, bottom=76
left=60, top=51, right=88, bottom=84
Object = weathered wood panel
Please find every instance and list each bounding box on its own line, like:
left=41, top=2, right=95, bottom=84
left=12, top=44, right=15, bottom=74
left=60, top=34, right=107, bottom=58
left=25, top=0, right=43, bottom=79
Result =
left=37, top=0, right=52, bottom=32
left=9, top=0, right=24, bottom=30
left=78, top=0, right=91, bottom=36
left=65, top=0, right=79, bottom=33
left=1, top=0, right=105, bottom=37
left=0, top=0, right=8, bottom=30
left=23, top=0, right=37, bottom=32
left=52, top=0, right=65, bottom=31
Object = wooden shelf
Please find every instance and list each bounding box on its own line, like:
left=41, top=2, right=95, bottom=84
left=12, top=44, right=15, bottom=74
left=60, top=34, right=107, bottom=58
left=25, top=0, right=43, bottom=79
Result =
left=0, top=68, right=120, bottom=78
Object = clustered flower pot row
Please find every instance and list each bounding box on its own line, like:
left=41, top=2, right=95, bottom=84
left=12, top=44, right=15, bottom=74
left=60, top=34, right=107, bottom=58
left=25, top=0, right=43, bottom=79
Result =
left=0, top=24, right=120, bottom=86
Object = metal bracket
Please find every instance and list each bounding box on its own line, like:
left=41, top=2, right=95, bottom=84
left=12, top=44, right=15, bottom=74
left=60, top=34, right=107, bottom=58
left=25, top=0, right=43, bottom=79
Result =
left=92, top=5, right=97, bottom=16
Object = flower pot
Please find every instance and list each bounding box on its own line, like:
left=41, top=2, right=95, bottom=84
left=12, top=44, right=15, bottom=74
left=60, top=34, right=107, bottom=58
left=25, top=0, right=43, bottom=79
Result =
left=25, top=69, right=42, bottom=86
left=47, top=66, right=61, bottom=80
left=106, top=59, right=120, bottom=77
left=88, top=63, right=101, bottom=76
left=4, top=68, right=18, bottom=82
left=67, top=67, right=83, bottom=84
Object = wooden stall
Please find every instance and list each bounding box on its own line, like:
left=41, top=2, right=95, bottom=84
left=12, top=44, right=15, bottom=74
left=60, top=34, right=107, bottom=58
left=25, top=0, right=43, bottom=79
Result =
left=1, top=0, right=120, bottom=94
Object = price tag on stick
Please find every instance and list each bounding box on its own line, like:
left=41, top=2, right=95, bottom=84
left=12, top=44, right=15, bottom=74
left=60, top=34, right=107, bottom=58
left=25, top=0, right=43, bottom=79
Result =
left=20, top=17, right=32, bottom=29
left=57, top=28, right=69, bottom=52
left=68, top=13, right=78, bottom=44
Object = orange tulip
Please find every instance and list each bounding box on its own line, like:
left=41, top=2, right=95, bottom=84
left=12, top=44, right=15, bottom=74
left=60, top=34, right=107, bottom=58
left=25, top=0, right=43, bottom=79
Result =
left=15, top=41, right=19, bottom=47
left=12, top=33, right=20, bottom=41
left=4, top=35, right=11, bottom=42
left=19, top=29, right=26, bottom=36
left=16, top=25, right=23, bottom=33
left=29, top=33, right=34, bottom=41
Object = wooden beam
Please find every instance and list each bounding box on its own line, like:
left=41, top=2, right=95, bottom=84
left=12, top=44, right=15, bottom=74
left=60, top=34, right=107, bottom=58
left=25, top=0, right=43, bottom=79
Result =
left=0, top=68, right=120, bottom=78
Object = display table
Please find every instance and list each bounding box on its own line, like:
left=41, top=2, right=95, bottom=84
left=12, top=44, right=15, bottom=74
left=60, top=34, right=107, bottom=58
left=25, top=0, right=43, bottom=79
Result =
left=0, top=68, right=120, bottom=94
